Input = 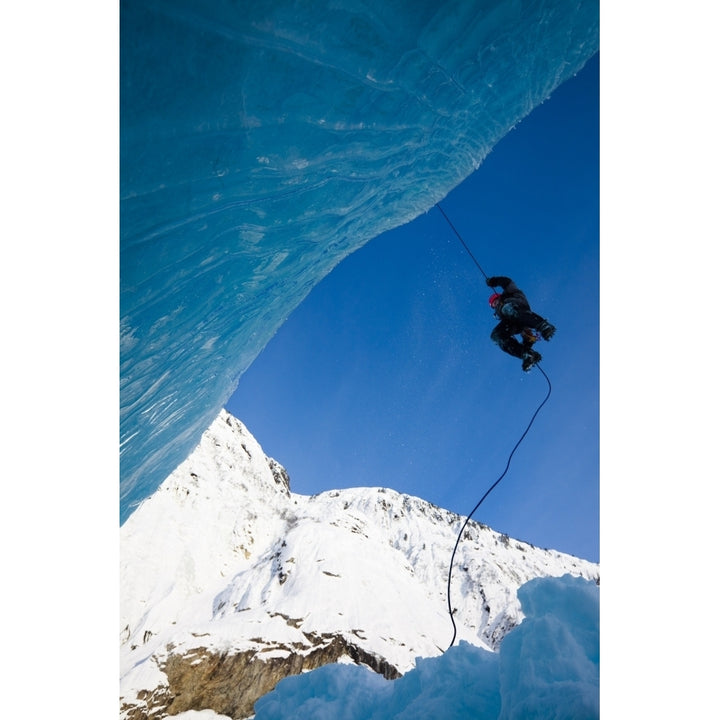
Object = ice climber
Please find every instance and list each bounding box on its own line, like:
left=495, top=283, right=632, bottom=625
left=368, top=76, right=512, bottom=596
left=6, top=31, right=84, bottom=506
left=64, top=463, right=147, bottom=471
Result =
left=486, top=276, right=556, bottom=372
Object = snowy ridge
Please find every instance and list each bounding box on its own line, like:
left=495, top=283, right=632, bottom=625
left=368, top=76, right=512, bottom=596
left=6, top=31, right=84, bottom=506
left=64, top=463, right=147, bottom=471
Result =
left=120, top=410, right=598, bottom=718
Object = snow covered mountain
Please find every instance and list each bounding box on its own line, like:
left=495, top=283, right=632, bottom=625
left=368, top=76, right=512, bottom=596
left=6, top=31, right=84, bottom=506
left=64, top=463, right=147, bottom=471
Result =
left=120, top=410, right=599, bottom=719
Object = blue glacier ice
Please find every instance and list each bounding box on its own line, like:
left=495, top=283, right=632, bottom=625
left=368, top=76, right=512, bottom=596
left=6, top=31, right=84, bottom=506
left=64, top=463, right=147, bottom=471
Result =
left=252, top=574, right=600, bottom=719
left=120, top=0, right=599, bottom=522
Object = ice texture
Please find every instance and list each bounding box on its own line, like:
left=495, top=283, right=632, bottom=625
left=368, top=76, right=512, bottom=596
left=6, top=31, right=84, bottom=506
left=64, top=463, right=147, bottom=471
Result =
left=120, top=0, right=599, bottom=521
left=251, top=574, right=599, bottom=719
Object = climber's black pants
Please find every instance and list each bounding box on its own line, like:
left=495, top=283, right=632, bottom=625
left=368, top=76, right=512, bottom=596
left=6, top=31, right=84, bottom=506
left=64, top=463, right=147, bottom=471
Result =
left=490, top=303, right=546, bottom=358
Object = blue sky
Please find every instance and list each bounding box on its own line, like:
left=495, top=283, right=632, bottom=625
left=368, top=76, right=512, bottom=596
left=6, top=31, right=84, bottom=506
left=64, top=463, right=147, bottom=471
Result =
left=5, top=6, right=718, bottom=714
left=226, top=53, right=599, bottom=563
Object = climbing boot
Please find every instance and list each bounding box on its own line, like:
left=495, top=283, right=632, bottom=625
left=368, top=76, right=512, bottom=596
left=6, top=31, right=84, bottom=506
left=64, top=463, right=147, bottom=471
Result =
left=538, top=320, right=556, bottom=341
left=521, top=349, right=542, bottom=372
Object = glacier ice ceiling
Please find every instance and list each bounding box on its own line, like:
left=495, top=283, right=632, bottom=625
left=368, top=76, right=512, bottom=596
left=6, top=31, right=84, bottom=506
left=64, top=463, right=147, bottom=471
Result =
left=120, top=0, right=599, bottom=523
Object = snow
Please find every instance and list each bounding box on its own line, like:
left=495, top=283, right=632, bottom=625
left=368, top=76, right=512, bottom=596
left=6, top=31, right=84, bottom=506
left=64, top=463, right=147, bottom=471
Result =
left=120, top=0, right=600, bottom=519
left=251, top=574, right=598, bottom=720
left=120, top=410, right=598, bottom=717
left=168, top=575, right=598, bottom=719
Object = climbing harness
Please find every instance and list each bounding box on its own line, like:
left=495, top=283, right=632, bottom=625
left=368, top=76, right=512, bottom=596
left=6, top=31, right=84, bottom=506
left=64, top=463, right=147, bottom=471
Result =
left=435, top=203, right=554, bottom=651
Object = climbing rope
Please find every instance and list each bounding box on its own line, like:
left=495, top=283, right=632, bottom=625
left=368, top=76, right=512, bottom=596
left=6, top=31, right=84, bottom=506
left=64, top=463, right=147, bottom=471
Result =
left=445, top=365, right=552, bottom=650
left=435, top=203, right=490, bottom=282
left=435, top=203, right=554, bottom=651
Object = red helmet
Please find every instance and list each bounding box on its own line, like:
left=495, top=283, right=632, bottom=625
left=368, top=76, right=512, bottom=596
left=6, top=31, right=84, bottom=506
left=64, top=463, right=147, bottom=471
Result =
left=488, top=292, right=501, bottom=308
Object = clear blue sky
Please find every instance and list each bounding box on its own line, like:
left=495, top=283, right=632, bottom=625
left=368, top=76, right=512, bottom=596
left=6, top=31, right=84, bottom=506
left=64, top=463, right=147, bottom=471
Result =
left=227, top=53, right=599, bottom=563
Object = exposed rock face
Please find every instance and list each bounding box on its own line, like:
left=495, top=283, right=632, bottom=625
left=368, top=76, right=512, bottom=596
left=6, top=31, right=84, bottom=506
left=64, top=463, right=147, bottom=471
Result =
left=122, top=636, right=401, bottom=720
left=120, top=411, right=599, bottom=719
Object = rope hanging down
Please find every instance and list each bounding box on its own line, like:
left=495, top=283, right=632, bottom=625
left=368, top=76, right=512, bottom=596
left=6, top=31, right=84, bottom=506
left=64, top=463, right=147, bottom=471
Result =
left=435, top=203, right=489, bottom=281
left=435, top=202, right=554, bottom=651
left=445, top=365, right=552, bottom=650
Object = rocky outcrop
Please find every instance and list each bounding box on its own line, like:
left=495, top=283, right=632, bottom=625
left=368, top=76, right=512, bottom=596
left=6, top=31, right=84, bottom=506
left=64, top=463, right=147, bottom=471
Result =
left=121, top=635, right=400, bottom=720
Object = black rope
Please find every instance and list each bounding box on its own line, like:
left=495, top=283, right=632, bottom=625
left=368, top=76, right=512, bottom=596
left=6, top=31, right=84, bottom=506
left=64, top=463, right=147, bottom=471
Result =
left=445, top=364, right=552, bottom=650
left=434, top=202, right=554, bottom=651
left=435, top=203, right=489, bottom=281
